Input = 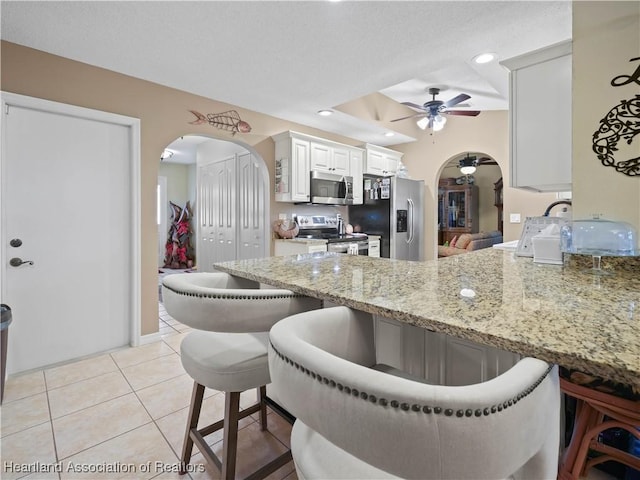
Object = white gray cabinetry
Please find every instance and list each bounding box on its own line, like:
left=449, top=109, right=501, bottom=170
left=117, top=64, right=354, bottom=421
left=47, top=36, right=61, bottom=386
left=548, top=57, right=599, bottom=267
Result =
left=274, top=131, right=311, bottom=203
left=350, top=148, right=364, bottom=205
left=501, top=41, right=572, bottom=192
left=363, top=144, right=402, bottom=177
left=310, top=141, right=350, bottom=175
left=273, top=130, right=365, bottom=203
left=374, top=316, right=519, bottom=385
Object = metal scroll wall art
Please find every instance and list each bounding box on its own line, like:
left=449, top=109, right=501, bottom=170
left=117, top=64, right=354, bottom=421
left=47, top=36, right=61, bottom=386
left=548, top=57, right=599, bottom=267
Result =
left=592, top=57, right=640, bottom=176
left=189, top=109, right=251, bottom=136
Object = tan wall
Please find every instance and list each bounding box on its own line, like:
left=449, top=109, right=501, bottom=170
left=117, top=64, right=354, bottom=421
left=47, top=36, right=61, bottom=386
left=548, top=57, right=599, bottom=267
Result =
left=572, top=2, right=640, bottom=227
left=158, top=162, right=192, bottom=208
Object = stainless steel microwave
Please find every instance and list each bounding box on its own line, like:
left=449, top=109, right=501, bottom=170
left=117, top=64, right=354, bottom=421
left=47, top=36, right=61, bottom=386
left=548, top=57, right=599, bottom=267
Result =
left=310, top=171, right=354, bottom=205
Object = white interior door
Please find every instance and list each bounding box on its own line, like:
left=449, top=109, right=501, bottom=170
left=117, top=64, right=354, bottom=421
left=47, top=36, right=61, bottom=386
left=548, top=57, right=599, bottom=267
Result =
left=1, top=94, right=137, bottom=374
left=238, top=152, right=266, bottom=259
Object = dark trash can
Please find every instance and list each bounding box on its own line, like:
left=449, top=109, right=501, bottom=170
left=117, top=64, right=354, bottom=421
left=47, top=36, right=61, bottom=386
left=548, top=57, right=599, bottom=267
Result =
left=1, top=304, right=12, bottom=404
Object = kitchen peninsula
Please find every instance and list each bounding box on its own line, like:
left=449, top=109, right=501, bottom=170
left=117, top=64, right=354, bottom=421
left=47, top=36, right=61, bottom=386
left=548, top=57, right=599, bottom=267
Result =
left=214, top=249, right=639, bottom=391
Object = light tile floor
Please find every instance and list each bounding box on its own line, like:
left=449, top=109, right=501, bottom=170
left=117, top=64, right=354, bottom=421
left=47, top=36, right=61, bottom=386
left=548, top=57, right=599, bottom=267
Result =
left=0, top=303, right=296, bottom=480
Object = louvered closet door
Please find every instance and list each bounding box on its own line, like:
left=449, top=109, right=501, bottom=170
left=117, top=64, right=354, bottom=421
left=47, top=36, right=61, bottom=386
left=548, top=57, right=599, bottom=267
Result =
left=197, top=164, right=215, bottom=271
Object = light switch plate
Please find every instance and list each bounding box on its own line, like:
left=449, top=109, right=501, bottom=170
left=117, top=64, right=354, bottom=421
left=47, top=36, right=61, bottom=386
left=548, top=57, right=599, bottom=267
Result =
left=510, top=213, right=521, bottom=223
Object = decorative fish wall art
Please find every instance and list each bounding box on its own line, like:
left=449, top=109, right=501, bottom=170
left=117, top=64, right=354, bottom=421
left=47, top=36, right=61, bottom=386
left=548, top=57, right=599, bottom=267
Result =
left=189, top=109, right=251, bottom=136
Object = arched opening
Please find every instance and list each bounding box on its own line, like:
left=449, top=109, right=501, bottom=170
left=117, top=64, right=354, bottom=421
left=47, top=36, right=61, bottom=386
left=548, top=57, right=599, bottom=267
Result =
left=436, top=152, right=503, bottom=253
left=157, top=134, right=269, bottom=277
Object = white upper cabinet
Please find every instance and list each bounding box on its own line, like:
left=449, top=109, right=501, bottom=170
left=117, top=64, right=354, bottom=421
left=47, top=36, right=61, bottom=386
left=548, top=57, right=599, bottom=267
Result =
left=310, top=141, right=350, bottom=175
left=363, top=144, right=402, bottom=176
left=350, top=148, right=364, bottom=205
left=273, top=131, right=365, bottom=203
left=501, top=41, right=572, bottom=192
left=273, top=131, right=311, bottom=203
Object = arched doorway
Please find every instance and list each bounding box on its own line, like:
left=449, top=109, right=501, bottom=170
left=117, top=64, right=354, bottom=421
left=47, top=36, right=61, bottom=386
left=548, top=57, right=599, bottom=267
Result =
left=436, top=152, right=503, bottom=247
left=158, top=134, right=269, bottom=275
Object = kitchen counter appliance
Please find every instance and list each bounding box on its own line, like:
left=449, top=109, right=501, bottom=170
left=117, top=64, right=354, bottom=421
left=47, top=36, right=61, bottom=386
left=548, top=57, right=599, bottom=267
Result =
left=296, top=215, right=369, bottom=254
left=348, top=176, right=424, bottom=260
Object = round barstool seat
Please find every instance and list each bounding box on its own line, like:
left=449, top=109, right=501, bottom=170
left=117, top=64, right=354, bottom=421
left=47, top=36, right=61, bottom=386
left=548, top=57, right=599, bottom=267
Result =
left=181, top=330, right=270, bottom=393
left=161, top=272, right=322, bottom=480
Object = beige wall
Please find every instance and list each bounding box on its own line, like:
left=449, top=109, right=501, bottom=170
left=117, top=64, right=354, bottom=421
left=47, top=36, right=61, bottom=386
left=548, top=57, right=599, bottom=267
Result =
left=158, top=162, right=192, bottom=209
left=572, top=2, right=640, bottom=227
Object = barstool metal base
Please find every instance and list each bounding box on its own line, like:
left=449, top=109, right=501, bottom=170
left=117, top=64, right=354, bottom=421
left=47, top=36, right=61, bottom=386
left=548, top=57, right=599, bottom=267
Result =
left=180, top=382, right=293, bottom=479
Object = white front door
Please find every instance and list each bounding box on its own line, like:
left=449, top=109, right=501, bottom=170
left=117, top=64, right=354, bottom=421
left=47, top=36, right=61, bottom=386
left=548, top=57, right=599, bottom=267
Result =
left=1, top=93, right=139, bottom=374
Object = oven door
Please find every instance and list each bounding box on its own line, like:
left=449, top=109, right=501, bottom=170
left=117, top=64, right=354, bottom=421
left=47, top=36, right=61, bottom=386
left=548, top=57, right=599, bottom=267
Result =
left=327, top=240, right=368, bottom=255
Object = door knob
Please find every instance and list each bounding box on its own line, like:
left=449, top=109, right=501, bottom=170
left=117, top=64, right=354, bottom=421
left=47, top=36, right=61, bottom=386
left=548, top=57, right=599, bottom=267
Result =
left=10, top=239, right=22, bottom=247
left=10, top=258, right=34, bottom=267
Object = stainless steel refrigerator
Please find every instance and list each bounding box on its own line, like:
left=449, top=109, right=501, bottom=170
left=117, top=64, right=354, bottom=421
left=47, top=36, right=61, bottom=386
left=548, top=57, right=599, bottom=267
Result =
left=348, top=176, right=424, bottom=260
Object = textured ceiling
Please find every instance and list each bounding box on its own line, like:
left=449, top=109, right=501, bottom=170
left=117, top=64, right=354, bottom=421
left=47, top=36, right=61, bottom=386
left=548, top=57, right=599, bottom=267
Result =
left=1, top=1, right=572, bottom=147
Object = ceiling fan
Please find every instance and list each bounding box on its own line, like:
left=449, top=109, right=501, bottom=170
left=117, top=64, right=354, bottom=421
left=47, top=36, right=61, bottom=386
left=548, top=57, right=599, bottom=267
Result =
left=391, top=87, right=481, bottom=131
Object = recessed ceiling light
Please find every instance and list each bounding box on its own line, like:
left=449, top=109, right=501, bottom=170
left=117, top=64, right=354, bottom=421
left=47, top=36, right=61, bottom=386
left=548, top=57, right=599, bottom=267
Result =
left=384, top=132, right=395, bottom=137
left=473, top=53, right=496, bottom=64
left=317, top=109, right=333, bottom=116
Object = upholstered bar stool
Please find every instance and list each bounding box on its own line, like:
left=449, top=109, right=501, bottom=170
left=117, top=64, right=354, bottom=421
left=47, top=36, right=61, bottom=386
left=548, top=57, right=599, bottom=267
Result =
left=559, top=377, right=640, bottom=479
left=162, top=272, right=321, bottom=479
left=269, top=306, right=561, bottom=479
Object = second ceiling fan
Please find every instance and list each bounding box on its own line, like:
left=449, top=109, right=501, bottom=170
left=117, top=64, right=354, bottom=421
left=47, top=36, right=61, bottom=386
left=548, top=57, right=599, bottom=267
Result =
left=391, top=87, right=481, bottom=131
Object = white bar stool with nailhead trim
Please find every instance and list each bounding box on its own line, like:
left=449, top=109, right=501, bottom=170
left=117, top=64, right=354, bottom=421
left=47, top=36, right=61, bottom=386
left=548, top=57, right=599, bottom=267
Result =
left=269, top=306, right=561, bottom=479
left=162, top=272, right=322, bottom=479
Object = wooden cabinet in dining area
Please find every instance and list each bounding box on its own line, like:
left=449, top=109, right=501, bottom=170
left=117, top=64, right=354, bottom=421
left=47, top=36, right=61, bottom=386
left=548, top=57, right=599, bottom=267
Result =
left=438, top=179, right=479, bottom=245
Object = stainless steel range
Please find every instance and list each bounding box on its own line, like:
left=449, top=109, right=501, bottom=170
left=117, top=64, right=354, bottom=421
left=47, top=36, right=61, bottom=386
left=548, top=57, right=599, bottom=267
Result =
left=296, top=215, right=369, bottom=255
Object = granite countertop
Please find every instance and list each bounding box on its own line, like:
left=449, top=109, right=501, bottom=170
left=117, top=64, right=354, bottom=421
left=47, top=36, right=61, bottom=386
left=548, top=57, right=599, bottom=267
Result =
left=214, top=249, right=640, bottom=390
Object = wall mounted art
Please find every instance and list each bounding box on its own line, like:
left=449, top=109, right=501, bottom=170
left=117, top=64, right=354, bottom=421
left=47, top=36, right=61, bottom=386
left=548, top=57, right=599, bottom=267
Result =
left=189, top=109, right=251, bottom=136
left=592, top=57, right=640, bottom=177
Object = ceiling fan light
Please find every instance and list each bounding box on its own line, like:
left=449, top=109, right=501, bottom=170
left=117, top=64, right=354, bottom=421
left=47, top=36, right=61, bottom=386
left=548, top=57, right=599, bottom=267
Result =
left=460, top=165, right=476, bottom=175
left=432, top=114, right=447, bottom=132
left=416, top=117, right=429, bottom=130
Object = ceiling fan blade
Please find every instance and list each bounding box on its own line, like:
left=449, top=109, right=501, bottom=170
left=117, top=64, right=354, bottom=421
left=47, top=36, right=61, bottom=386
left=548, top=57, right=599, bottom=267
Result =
left=443, top=93, right=471, bottom=108
left=401, top=101, right=429, bottom=111
left=390, top=112, right=428, bottom=122
left=445, top=110, right=481, bottom=116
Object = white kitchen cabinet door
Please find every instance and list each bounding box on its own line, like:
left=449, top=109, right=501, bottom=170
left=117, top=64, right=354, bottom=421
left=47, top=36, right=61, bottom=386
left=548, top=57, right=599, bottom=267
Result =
left=375, top=318, right=520, bottom=386
left=501, top=41, right=572, bottom=192
left=332, top=146, right=351, bottom=175
left=363, top=144, right=402, bottom=176
left=310, top=142, right=332, bottom=172
left=274, top=132, right=311, bottom=203
left=374, top=316, right=404, bottom=370
left=274, top=240, right=327, bottom=256
left=310, top=142, right=350, bottom=175
left=350, top=148, right=364, bottom=205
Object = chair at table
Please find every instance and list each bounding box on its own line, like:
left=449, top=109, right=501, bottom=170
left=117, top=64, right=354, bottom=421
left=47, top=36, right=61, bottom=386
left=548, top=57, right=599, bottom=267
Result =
left=162, top=272, right=322, bottom=480
left=559, top=377, right=640, bottom=479
left=268, top=306, right=561, bottom=479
